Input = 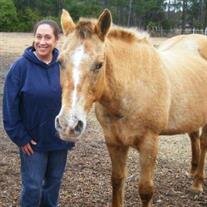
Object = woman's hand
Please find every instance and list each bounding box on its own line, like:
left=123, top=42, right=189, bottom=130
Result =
left=21, top=140, right=37, bottom=155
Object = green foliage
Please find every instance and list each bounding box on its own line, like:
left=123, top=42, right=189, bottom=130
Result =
left=0, top=0, right=17, bottom=31
left=162, top=19, right=176, bottom=30
left=0, top=0, right=206, bottom=33
left=15, top=8, right=41, bottom=32
left=64, top=0, right=102, bottom=21
left=12, top=0, right=62, bottom=32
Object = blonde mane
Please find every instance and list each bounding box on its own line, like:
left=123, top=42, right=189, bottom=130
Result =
left=108, top=26, right=150, bottom=43
left=76, top=17, right=150, bottom=44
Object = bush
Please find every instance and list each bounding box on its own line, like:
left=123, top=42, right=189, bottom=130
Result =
left=15, top=8, right=42, bottom=32
left=0, top=0, right=17, bottom=32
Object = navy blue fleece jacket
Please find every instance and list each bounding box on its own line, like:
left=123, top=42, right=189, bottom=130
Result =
left=3, top=47, right=74, bottom=151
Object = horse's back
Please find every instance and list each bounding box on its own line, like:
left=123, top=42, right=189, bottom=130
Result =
left=158, top=34, right=207, bottom=60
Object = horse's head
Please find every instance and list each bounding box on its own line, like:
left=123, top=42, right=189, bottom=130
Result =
left=55, top=9, right=112, bottom=141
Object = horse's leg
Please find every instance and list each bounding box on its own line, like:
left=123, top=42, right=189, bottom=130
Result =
left=188, top=131, right=200, bottom=176
left=106, top=143, right=129, bottom=207
left=137, top=133, right=158, bottom=207
left=192, top=126, right=207, bottom=192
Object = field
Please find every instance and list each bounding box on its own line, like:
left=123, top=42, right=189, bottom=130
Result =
left=0, top=32, right=207, bottom=207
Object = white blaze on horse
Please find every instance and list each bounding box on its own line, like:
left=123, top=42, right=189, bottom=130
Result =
left=55, top=9, right=207, bottom=207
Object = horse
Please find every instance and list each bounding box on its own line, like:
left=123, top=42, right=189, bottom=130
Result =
left=55, top=9, right=207, bottom=207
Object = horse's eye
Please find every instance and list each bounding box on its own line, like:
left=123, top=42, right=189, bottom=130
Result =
left=94, top=62, right=103, bottom=70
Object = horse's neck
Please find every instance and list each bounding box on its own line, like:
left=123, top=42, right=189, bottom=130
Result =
left=99, top=40, right=143, bottom=113
left=99, top=39, right=167, bottom=116
left=102, top=38, right=158, bottom=94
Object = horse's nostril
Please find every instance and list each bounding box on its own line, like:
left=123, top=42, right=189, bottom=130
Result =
left=74, top=120, right=84, bottom=133
left=56, top=117, right=62, bottom=129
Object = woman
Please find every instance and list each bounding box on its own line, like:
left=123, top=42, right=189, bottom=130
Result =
left=3, top=19, right=74, bottom=207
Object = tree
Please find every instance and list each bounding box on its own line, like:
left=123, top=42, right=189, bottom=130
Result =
left=63, top=0, right=102, bottom=21
left=127, top=0, right=133, bottom=26
left=0, top=0, right=17, bottom=31
left=15, top=8, right=42, bottom=32
left=181, top=0, right=187, bottom=33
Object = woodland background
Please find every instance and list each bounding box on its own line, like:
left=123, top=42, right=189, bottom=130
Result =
left=1, top=0, right=207, bottom=36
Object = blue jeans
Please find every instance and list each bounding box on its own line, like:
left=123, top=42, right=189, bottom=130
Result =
left=20, top=149, right=68, bottom=207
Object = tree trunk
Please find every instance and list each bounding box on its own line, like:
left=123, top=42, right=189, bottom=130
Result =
left=127, top=0, right=133, bottom=26
left=181, top=0, right=187, bottom=34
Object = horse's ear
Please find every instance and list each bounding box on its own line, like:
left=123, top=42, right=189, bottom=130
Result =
left=61, top=9, right=76, bottom=35
left=96, top=9, right=112, bottom=41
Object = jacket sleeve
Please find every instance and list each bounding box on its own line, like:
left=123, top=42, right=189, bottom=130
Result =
left=3, top=64, right=32, bottom=147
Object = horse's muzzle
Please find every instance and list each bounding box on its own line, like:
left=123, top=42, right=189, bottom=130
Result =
left=55, top=115, right=85, bottom=140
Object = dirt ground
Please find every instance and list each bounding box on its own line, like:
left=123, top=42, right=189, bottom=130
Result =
left=0, top=33, right=207, bottom=207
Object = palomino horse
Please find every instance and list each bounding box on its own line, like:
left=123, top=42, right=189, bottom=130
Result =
left=55, top=9, right=207, bottom=207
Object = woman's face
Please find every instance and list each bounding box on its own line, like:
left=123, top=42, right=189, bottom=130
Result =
left=34, top=24, right=58, bottom=61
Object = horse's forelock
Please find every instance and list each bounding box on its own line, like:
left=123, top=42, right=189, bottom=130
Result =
left=76, top=19, right=96, bottom=39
